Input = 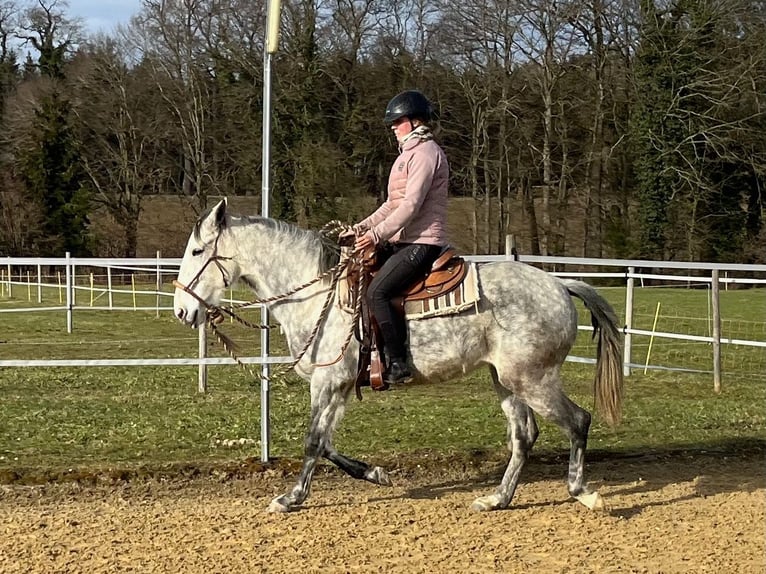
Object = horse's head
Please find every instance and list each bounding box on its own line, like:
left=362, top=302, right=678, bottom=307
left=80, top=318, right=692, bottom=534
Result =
left=174, top=198, right=235, bottom=327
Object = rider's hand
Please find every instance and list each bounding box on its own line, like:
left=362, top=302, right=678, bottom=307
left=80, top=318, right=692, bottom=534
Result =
left=355, top=232, right=375, bottom=251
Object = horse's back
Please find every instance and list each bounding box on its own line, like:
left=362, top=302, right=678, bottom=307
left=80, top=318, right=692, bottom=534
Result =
left=407, top=261, right=578, bottom=381
left=478, top=261, right=575, bottom=322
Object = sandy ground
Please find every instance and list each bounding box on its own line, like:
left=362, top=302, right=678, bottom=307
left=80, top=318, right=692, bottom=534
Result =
left=0, top=450, right=764, bottom=574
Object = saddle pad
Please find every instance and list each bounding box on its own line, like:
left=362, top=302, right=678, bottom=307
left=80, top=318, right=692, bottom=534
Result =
left=404, top=261, right=480, bottom=320
left=336, top=254, right=480, bottom=319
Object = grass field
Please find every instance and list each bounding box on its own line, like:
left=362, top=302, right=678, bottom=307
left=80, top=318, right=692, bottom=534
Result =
left=0, top=279, right=764, bottom=481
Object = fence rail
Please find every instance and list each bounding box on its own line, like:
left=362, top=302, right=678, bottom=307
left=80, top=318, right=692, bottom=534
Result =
left=1, top=251, right=765, bottom=459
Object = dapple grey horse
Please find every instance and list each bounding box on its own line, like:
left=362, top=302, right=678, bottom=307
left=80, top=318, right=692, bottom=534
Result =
left=173, top=199, right=624, bottom=513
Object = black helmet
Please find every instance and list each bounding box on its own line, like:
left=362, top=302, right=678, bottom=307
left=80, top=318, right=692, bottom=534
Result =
left=383, top=90, right=435, bottom=126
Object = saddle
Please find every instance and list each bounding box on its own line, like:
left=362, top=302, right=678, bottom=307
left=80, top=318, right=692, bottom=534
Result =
left=349, top=245, right=468, bottom=395
left=393, top=248, right=468, bottom=305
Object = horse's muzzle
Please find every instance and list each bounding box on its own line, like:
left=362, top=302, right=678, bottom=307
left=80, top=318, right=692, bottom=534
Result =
left=175, top=307, right=201, bottom=328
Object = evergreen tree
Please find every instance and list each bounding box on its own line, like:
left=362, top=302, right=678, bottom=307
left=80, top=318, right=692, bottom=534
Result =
left=630, top=0, right=688, bottom=259
left=14, top=0, right=90, bottom=256
left=631, top=0, right=765, bottom=261
left=0, top=46, right=18, bottom=117
left=21, top=90, right=90, bottom=255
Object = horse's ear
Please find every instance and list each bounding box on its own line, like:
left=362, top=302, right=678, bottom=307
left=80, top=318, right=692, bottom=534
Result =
left=198, top=198, right=228, bottom=241
left=213, top=198, right=227, bottom=227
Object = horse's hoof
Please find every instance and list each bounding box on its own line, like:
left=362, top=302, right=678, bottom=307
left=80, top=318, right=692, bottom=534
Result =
left=267, top=496, right=292, bottom=513
left=470, top=494, right=504, bottom=512
left=365, top=466, right=392, bottom=487
left=574, top=490, right=605, bottom=511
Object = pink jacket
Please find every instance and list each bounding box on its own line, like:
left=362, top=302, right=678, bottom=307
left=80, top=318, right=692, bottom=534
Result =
left=358, top=137, right=449, bottom=246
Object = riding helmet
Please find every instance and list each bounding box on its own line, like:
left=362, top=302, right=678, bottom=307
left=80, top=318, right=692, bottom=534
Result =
left=383, top=90, right=435, bottom=126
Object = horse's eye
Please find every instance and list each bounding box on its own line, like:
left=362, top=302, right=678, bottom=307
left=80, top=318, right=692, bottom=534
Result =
left=191, top=248, right=204, bottom=256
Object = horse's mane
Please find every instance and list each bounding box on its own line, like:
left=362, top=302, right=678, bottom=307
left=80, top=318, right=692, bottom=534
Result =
left=193, top=206, right=341, bottom=273
left=214, top=212, right=342, bottom=272
left=245, top=217, right=341, bottom=272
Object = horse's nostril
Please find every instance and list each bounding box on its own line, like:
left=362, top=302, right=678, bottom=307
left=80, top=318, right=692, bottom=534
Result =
left=175, top=308, right=185, bottom=321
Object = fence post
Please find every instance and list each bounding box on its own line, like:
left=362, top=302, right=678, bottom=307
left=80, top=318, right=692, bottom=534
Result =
left=107, top=266, right=113, bottom=310
left=711, top=269, right=722, bottom=393
left=66, top=252, right=73, bottom=334
left=505, top=234, right=518, bottom=260
left=6, top=263, right=11, bottom=298
left=156, top=250, right=162, bottom=318
left=37, top=264, right=42, bottom=303
left=198, top=327, right=208, bottom=393
left=624, top=266, right=635, bottom=376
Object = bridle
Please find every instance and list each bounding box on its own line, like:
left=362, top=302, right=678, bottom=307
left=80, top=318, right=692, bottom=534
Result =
left=172, top=232, right=232, bottom=314
left=172, top=221, right=369, bottom=383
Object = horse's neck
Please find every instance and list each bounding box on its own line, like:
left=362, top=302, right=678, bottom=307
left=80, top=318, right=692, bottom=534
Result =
left=233, top=221, right=341, bottom=341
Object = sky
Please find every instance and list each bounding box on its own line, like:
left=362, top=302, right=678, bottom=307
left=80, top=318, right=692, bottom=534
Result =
left=67, top=0, right=142, bottom=34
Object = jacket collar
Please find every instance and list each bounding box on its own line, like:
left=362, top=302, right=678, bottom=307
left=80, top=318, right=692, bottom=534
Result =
left=400, top=137, right=424, bottom=152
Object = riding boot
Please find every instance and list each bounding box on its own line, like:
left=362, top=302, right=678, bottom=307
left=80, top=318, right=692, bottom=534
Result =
left=384, top=357, right=412, bottom=385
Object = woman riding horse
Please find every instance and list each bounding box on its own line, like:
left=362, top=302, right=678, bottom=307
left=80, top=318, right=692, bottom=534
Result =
left=345, top=90, right=450, bottom=386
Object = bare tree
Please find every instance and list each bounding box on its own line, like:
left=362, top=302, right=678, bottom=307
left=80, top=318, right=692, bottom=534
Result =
left=432, top=0, right=522, bottom=254
left=514, top=0, right=582, bottom=256
left=130, top=0, right=220, bottom=210
left=15, top=0, right=82, bottom=77
left=70, top=38, right=169, bottom=257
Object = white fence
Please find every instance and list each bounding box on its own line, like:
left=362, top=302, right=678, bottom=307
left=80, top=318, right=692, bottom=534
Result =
left=1, top=252, right=765, bottom=459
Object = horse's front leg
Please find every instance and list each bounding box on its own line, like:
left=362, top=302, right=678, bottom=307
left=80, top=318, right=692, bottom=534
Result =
left=267, top=400, right=325, bottom=513
left=268, top=373, right=364, bottom=512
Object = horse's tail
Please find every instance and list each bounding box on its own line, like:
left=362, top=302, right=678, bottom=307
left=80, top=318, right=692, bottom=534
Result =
left=562, top=279, right=624, bottom=427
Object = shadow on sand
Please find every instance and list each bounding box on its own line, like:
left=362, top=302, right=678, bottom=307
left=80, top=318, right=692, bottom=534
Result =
left=391, top=437, right=765, bottom=517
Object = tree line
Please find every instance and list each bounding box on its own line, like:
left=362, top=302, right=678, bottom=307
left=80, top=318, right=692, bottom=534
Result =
left=0, top=0, right=763, bottom=262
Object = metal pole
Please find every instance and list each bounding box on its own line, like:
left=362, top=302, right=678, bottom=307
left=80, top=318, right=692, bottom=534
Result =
left=711, top=269, right=721, bottom=393
left=623, top=266, right=635, bottom=376
left=37, top=264, right=42, bottom=303
left=260, top=29, right=275, bottom=463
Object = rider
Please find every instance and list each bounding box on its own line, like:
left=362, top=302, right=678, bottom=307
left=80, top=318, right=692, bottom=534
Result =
left=351, top=89, right=450, bottom=384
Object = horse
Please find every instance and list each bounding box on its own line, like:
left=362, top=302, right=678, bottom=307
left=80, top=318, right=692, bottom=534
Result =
left=173, top=198, right=624, bottom=513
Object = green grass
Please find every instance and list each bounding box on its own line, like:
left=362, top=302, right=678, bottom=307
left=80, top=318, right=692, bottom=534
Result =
left=0, top=283, right=764, bottom=479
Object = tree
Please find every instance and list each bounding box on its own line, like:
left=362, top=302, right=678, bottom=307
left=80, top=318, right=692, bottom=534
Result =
left=0, top=0, right=20, bottom=113
left=11, top=0, right=90, bottom=255
left=16, top=0, right=81, bottom=79
left=513, top=0, right=582, bottom=256
left=631, top=0, right=766, bottom=261
left=69, top=38, right=172, bottom=257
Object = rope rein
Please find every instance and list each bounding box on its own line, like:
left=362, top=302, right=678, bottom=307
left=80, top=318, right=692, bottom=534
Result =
left=174, top=220, right=366, bottom=381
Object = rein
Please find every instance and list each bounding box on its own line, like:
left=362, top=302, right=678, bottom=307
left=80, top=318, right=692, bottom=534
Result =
left=174, top=221, right=367, bottom=381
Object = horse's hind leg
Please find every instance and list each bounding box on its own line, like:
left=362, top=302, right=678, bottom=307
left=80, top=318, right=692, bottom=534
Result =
left=523, top=374, right=604, bottom=511
left=471, top=367, right=539, bottom=512
left=324, top=450, right=392, bottom=486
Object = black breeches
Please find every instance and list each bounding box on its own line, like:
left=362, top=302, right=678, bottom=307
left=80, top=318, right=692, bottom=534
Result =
left=367, top=243, right=442, bottom=361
